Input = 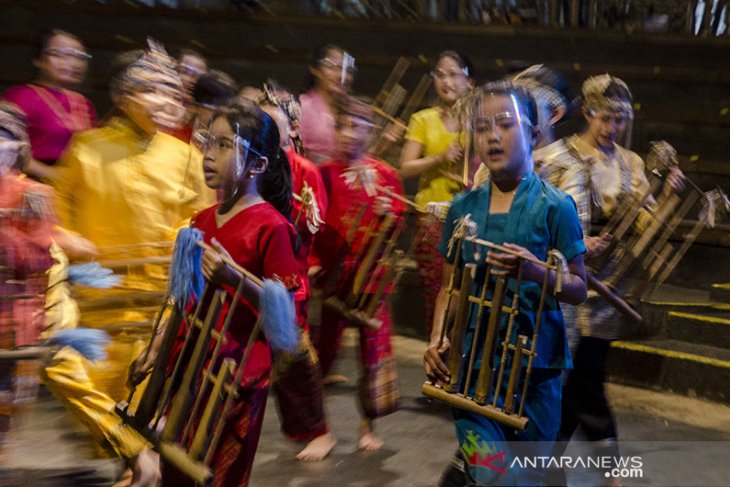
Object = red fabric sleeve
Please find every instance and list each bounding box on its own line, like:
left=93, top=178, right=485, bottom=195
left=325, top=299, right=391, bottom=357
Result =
left=260, top=221, right=302, bottom=292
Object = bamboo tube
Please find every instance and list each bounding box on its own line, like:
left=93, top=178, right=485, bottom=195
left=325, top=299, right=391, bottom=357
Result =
left=444, top=264, right=475, bottom=393
left=474, top=277, right=506, bottom=404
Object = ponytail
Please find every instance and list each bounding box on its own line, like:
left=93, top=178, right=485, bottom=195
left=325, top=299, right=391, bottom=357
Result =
left=258, top=147, right=293, bottom=220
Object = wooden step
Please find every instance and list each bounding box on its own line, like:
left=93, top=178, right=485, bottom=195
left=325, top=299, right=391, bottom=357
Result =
left=608, top=338, right=730, bottom=404
left=665, top=310, right=730, bottom=349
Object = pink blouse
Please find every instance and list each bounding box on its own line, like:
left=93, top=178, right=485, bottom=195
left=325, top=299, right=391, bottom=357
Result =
left=298, top=90, right=338, bottom=164
left=2, top=84, right=96, bottom=164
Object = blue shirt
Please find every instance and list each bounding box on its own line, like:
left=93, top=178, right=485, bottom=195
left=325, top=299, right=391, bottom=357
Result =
left=438, top=171, right=585, bottom=369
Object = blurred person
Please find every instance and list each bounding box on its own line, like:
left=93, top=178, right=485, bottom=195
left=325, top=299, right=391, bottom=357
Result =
left=2, top=29, right=96, bottom=181
left=0, top=101, right=55, bottom=444
left=472, top=63, right=573, bottom=185
left=399, top=51, right=475, bottom=337
left=310, top=97, right=403, bottom=451
left=43, top=40, right=213, bottom=487
left=177, top=47, right=208, bottom=100
left=299, top=44, right=354, bottom=164
left=169, top=69, right=237, bottom=142
left=538, top=74, right=685, bottom=485
left=0, top=100, right=97, bottom=450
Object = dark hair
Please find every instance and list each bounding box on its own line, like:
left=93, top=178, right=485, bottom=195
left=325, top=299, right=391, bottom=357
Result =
left=335, top=95, right=374, bottom=125
left=478, top=81, right=539, bottom=128
left=192, top=70, right=237, bottom=106
left=308, top=44, right=345, bottom=68
left=435, top=50, right=476, bottom=80
left=33, top=29, right=84, bottom=60
left=217, top=100, right=293, bottom=220
left=108, top=49, right=144, bottom=100
left=305, top=44, right=346, bottom=91
left=603, top=81, right=632, bottom=103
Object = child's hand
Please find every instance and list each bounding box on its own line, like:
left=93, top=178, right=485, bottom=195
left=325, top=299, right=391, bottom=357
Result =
left=487, top=243, right=543, bottom=283
left=202, top=238, right=240, bottom=286
left=374, top=195, right=393, bottom=216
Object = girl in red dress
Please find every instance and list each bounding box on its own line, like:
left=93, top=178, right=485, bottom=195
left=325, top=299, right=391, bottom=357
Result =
left=161, top=100, right=303, bottom=486
left=311, top=97, right=404, bottom=451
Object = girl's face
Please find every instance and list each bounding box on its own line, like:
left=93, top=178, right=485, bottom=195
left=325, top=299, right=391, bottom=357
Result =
left=310, top=48, right=353, bottom=96
left=432, top=56, right=472, bottom=106
left=34, top=33, right=90, bottom=87
left=201, top=116, right=239, bottom=190
left=336, top=113, right=372, bottom=162
left=121, top=71, right=185, bottom=135
left=583, top=108, right=629, bottom=150
left=474, top=93, right=534, bottom=182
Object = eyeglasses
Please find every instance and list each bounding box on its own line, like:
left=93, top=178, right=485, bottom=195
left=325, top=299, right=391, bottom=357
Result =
left=193, top=129, right=263, bottom=158
left=43, top=47, right=92, bottom=61
left=430, top=68, right=468, bottom=81
left=474, top=112, right=531, bottom=133
left=319, top=58, right=356, bottom=73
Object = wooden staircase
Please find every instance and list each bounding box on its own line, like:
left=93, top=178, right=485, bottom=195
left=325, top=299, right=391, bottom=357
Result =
left=608, top=289, right=730, bottom=404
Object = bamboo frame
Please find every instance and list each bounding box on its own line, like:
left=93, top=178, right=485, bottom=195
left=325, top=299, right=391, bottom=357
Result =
left=586, top=142, right=725, bottom=317
left=319, top=194, right=407, bottom=330
left=422, top=231, right=560, bottom=431
left=115, top=242, right=281, bottom=484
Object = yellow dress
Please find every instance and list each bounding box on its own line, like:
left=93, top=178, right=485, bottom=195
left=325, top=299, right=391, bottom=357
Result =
left=43, top=118, right=214, bottom=458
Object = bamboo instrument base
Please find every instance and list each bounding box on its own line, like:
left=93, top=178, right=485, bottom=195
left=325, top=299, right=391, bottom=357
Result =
left=0, top=346, right=51, bottom=361
left=421, top=382, right=529, bottom=431
left=159, top=441, right=213, bottom=486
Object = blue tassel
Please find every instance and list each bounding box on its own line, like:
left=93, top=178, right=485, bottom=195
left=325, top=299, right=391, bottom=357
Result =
left=259, top=279, right=300, bottom=353
left=67, top=262, right=122, bottom=289
left=169, top=227, right=205, bottom=308
left=46, top=328, right=111, bottom=362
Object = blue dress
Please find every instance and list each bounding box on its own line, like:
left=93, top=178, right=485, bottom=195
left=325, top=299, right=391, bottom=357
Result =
left=437, top=170, right=585, bottom=485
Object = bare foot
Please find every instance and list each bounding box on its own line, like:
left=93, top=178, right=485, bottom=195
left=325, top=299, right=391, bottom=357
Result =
left=129, top=447, right=161, bottom=487
left=358, top=419, right=384, bottom=451
left=323, top=374, right=349, bottom=385
left=296, top=432, right=337, bottom=461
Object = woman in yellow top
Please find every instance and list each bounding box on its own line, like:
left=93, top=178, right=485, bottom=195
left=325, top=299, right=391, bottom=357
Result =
left=399, top=51, right=475, bottom=336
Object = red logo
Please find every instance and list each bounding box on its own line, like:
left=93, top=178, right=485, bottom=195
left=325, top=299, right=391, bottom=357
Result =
left=468, top=450, right=507, bottom=475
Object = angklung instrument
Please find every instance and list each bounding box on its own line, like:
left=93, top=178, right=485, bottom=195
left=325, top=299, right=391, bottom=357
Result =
left=421, top=215, right=567, bottom=431
left=117, top=238, right=297, bottom=485
left=585, top=140, right=729, bottom=323
left=366, top=57, right=432, bottom=158
left=317, top=165, right=409, bottom=331
left=320, top=200, right=405, bottom=331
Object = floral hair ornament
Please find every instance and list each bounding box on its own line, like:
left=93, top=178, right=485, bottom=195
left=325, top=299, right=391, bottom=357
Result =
left=581, top=73, right=633, bottom=119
